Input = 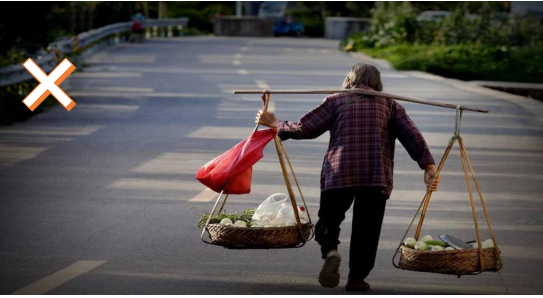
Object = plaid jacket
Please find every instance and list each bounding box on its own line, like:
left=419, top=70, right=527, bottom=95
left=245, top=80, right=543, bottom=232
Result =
left=277, top=85, right=435, bottom=196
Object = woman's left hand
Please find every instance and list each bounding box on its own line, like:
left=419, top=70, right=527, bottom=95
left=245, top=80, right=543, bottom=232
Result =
left=255, top=109, right=279, bottom=128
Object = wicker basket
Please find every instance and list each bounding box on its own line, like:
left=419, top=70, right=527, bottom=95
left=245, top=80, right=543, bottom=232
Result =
left=398, top=245, right=501, bottom=275
left=205, top=223, right=313, bottom=249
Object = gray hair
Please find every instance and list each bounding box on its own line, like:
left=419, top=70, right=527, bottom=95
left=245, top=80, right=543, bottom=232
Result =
left=342, top=63, right=383, bottom=91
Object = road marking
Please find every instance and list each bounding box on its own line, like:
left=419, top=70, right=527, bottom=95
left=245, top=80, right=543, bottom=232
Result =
left=11, top=261, right=106, bottom=295
left=77, top=104, right=140, bottom=112
left=395, top=170, right=543, bottom=180
left=188, top=125, right=543, bottom=151
left=71, top=72, right=142, bottom=78
left=255, top=80, right=275, bottom=111
left=237, top=69, right=248, bottom=75
left=267, top=101, right=276, bottom=112
left=255, top=80, right=269, bottom=89
left=75, top=86, right=154, bottom=93
left=0, top=125, right=103, bottom=136
left=189, top=188, right=218, bottom=202
left=108, top=179, right=204, bottom=192
left=86, top=55, right=156, bottom=64
left=69, top=91, right=223, bottom=99
left=108, top=175, right=543, bottom=204
left=0, top=145, right=47, bottom=169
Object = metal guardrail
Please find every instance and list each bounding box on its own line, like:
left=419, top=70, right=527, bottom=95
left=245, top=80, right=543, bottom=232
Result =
left=0, top=18, right=188, bottom=88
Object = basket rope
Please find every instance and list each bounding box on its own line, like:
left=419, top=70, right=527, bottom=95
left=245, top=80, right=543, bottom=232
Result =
left=200, top=90, right=314, bottom=247
left=393, top=106, right=503, bottom=276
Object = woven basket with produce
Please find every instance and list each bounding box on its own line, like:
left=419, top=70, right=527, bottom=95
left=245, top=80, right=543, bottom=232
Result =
left=393, top=108, right=503, bottom=277
left=195, top=92, right=314, bottom=249
left=194, top=194, right=313, bottom=249
left=397, top=235, right=501, bottom=276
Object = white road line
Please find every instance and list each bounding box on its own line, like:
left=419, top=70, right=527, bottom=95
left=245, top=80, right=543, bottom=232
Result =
left=75, top=86, right=154, bottom=93
left=255, top=80, right=269, bottom=89
left=238, top=69, right=248, bottom=75
left=187, top=126, right=543, bottom=151
left=267, top=101, right=275, bottom=112
left=11, top=261, right=106, bottom=295
left=189, top=188, right=218, bottom=202
left=0, top=126, right=104, bottom=136
left=70, top=72, right=142, bottom=78
left=0, top=145, right=47, bottom=169
left=254, top=80, right=276, bottom=112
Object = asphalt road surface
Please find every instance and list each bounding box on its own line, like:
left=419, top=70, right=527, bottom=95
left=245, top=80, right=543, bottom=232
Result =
left=1, top=36, right=543, bottom=294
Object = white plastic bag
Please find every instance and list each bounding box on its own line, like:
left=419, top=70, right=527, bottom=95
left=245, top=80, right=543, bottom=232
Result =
left=251, top=193, right=287, bottom=226
left=252, top=193, right=309, bottom=227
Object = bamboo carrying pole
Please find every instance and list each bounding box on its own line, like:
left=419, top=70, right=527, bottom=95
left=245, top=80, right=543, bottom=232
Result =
left=233, top=89, right=489, bottom=113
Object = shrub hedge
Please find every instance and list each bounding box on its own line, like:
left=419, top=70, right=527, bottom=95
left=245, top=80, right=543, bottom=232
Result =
left=343, top=2, right=543, bottom=83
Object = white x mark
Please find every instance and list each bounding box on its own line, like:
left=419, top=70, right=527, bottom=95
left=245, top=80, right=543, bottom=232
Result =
left=22, top=58, right=76, bottom=111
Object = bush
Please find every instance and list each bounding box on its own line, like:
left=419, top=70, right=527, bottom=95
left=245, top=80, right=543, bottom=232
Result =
left=342, top=2, right=543, bottom=83
left=354, top=44, right=543, bottom=83
left=370, top=2, right=419, bottom=47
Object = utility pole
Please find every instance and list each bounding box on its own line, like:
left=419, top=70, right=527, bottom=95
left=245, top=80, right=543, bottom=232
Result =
left=236, top=1, right=242, bottom=17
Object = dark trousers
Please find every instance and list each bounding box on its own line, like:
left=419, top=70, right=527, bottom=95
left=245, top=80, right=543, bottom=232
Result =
left=315, top=187, right=388, bottom=281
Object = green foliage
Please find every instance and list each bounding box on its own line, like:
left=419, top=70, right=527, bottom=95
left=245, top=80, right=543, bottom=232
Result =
left=168, top=2, right=234, bottom=33
left=343, top=1, right=543, bottom=83
left=356, top=44, right=543, bottom=83
left=370, top=2, right=419, bottom=46
left=0, top=49, right=26, bottom=68
left=192, top=207, right=255, bottom=229
left=180, top=27, right=208, bottom=36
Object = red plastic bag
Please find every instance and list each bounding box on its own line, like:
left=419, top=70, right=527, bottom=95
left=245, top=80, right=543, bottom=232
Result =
left=196, top=129, right=277, bottom=194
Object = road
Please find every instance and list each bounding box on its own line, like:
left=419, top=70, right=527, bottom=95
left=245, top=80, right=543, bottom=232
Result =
left=1, top=36, right=542, bottom=294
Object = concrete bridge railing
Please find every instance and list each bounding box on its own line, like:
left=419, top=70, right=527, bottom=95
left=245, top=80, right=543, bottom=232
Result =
left=0, top=18, right=188, bottom=88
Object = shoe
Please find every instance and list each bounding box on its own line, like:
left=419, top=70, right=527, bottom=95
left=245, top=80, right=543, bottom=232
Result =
left=345, top=279, right=370, bottom=292
left=318, top=250, right=341, bottom=288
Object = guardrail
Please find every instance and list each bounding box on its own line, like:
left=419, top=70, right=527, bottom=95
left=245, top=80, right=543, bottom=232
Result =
left=0, top=18, right=188, bottom=88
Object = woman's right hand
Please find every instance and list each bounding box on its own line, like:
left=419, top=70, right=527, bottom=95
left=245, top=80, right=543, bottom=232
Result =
left=255, top=110, right=279, bottom=128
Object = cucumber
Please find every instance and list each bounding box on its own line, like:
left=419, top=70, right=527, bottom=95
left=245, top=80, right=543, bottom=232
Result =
left=424, top=240, right=447, bottom=246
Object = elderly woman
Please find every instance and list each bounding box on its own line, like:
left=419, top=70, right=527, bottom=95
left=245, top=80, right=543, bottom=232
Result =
left=255, top=63, right=440, bottom=292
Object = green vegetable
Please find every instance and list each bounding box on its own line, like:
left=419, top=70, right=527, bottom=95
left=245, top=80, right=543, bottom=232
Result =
left=424, top=240, right=447, bottom=247
left=191, top=207, right=255, bottom=229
